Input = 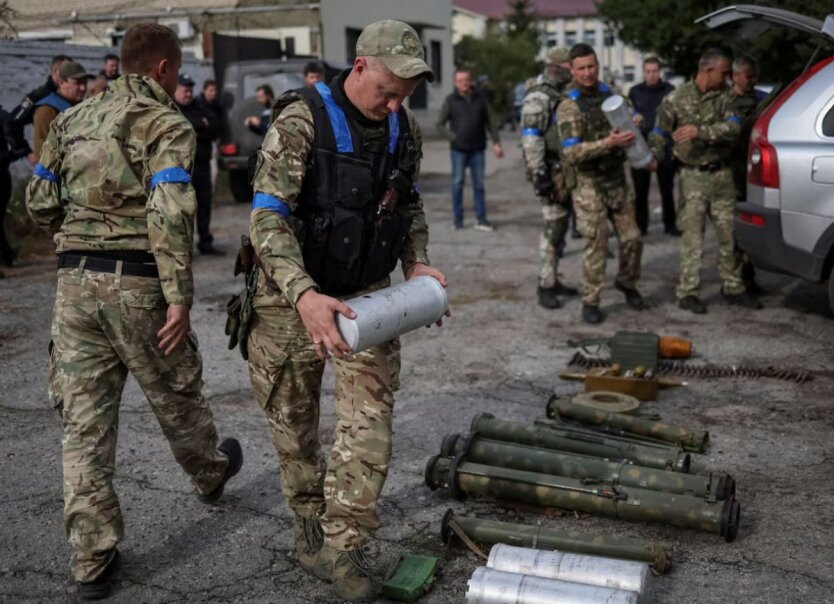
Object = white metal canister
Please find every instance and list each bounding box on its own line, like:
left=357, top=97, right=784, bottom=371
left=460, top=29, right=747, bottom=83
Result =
left=466, top=567, right=638, bottom=604
left=601, top=94, right=654, bottom=169
left=486, top=544, right=650, bottom=600
left=336, top=276, right=448, bottom=353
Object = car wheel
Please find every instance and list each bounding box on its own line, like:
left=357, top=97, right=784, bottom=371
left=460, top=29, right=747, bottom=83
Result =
left=228, top=168, right=252, bottom=204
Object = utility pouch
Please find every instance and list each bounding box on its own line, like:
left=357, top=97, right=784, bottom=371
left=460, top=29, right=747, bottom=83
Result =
left=361, top=211, right=412, bottom=286
left=227, top=235, right=260, bottom=360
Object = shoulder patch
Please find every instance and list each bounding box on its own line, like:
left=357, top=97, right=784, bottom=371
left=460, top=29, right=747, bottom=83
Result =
left=567, top=89, right=581, bottom=101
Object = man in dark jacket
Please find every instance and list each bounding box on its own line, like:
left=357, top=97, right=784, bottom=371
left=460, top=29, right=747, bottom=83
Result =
left=436, top=69, right=503, bottom=231
left=628, top=57, right=679, bottom=236
left=0, top=107, right=31, bottom=267
left=196, top=78, right=228, bottom=144
left=176, top=74, right=223, bottom=255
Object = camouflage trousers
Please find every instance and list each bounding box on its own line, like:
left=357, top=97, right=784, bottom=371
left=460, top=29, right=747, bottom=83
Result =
left=572, top=175, right=643, bottom=306
left=247, top=295, right=399, bottom=551
left=50, top=266, right=228, bottom=582
left=676, top=167, right=744, bottom=299
left=538, top=195, right=569, bottom=289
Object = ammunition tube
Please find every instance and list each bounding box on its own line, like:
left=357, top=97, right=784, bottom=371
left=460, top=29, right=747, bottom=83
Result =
left=546, top=400, right=709, bottom=453
left=470, top=414, right=690, bottom=473
left=466, top=567, right=638, bottom=604
left=440, top=509, right=671, bottom=574
left=445, top=433, right=733, bottom=500
left=427, top=456, right=740, bottom=541
left=487, top=544, right=650, bottom=597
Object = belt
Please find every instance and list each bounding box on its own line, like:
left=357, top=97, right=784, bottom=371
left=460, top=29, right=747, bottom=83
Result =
left=57, top=252, right=159, bottom=278
left=684, top=162, right=728, bottom=173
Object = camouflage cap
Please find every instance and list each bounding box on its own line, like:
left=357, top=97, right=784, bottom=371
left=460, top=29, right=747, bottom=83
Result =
left=545, top=47, right=571, bottom=66
left=59, top=61, right=94, bottom=80
left=355, top=20, right=434, bottom=83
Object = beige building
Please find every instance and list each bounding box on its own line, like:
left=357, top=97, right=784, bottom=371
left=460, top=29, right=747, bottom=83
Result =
left=453, top=0, right=649, bottom=89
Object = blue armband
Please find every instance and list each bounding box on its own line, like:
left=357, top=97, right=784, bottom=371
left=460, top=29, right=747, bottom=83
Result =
left=33, top=163, right=59, bottom=183
left=562, top=137, right=580, bottom=148
left=651, top=127, right=671, bottom=139
left=150, top=167, right=191, bottom=189
left=726, top=116, right=742, bottom=125
left=252, top=192, right=290, bottom=217
left=521, top=127, right=542, bottom=136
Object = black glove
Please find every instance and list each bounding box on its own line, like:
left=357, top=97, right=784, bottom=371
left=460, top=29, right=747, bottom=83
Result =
left=533, top=172, right=554, bottom=198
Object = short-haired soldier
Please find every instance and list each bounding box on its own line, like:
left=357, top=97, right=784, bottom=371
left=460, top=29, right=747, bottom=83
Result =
left=26, top=23, right=242, bottom=600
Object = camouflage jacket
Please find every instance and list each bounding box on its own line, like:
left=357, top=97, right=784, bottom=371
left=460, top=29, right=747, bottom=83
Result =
left=649, top=80, right=742, bottom=166
left=26, top=75, right=198, bottom=307
left=556, top=81, right=627, bottom=180
left=250, top=99, right=430, bottom=310
left=728, top=89, right=766, bottom=198
left=520, top=74, right=568, bottom=177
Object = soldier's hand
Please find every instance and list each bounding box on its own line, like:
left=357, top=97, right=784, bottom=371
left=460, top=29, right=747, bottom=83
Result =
left=493, top=143, right=504, bottom=159
left=533, top=172, right=554, bottom=197
left=296, top=289, right=356, bottom=359
left=405, top=263, right=451, bottom=326
left=672, top=125, right=699, bottom=144
left=157, top=304, right=191, bottom=356
left=647, top=158, right=659, bottom=173
left=605, top=129, right=636, bottom=149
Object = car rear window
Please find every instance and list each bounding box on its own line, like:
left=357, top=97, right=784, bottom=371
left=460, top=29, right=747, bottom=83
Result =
left=243, top=72, right=305, bottom=99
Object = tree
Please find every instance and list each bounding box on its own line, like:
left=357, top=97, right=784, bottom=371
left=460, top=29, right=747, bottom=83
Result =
left=597, top=0, right=834, bottom=82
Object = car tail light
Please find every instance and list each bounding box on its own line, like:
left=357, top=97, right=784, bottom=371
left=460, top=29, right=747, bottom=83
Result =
left=738, top=211, right=766, bottom=226
left=748, top=56, right=834, bottom=190
left=220, top=143, right=238, bottom=156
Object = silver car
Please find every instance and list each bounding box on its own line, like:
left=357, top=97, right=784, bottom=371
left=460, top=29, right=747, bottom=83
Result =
left=699, top=6, right=834, bottom=314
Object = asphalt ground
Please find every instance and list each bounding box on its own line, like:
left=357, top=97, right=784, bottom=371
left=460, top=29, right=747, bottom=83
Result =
left=2, top=133, right=833, bottom=602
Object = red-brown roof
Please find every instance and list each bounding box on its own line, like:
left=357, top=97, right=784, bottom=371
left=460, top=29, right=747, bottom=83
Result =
left=454, top=0, right=598, bottom=19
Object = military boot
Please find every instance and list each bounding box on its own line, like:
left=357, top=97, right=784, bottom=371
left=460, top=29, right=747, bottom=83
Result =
left=317, top=544, right=377, bottom=601
left=537, top=286, right=562, bottom=309
left=197, top=438, right=243, bottom=504
left=582, top=304, right=604, bottom=324
left=294, top=515, right=326, bottom=578
left=723, top=291, right=763, bottom=310
left=77, top=550, right=119, bottom=600
left=679, top=295, right=707, bottom=314
left=615, top=281, right=645, bottom=310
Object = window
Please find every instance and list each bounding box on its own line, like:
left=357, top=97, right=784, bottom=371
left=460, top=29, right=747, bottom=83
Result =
left=565, top=30, right=577, bottom=47
left=623, top=66, right=635, bottom=83
left=604, top=28, right=615, bottom=47
left=430, top=40, right=442, bottom=84
left=583, top=30, right=596, bottom=47
left=545, top=31, right=558, bottom=48
left=345, top=27, right=362, bottom=63
left=243, top=72, right=305, bottom=99
left=823, top=104, right=834, bottom=137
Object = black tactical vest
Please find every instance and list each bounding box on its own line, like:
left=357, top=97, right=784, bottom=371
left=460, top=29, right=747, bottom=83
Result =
left=272, top=81, right=418, bottom=296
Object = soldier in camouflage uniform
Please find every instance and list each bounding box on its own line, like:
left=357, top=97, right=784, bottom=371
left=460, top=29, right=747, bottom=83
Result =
left=25, top=24, right=242, bottom=600
left=649, top=48, right=762, bottom=313
left=520, top=47, right=579, bottom=309
left=246, top=20, right=447, bottom=601
left=729, top=54, right=767, bottom=294
left=556, top=44, right=645, bottom=325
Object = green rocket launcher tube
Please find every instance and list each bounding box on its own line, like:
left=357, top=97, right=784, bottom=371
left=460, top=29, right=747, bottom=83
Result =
left=546, top=399, right=710, bottom=453
left=440, top=509, right=672, bottom=574
left=425, top=455, right=740, bottom=542
left=470, top=414, right=690, bottom=473
left=443, top=433, right=734, bottom=501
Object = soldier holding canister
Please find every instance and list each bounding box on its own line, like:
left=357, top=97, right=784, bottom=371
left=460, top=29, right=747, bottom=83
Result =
left=245, top=20, right=448, bottom=601
left=556, top=43, right=645, bottom=325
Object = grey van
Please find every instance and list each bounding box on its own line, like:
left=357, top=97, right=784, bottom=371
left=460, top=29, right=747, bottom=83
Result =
left=698, top=6, right=834, bottom=313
